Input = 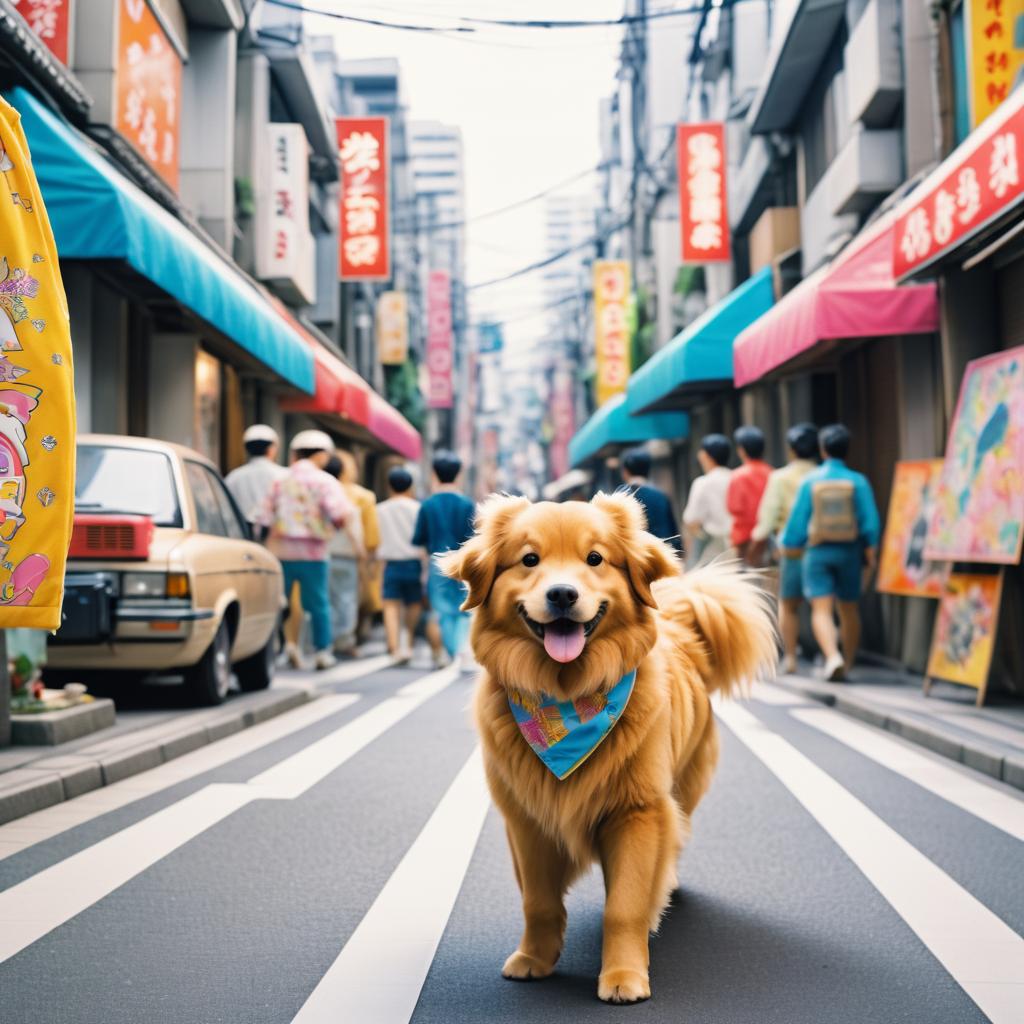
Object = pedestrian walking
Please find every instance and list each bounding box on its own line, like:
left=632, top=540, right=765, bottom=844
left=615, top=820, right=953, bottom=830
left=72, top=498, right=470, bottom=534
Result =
left=334, top=449, right=381, bottom=646
left=413, top=450, right=476, bottom=665
left=726, top=426, right=772, bottom=563
left=750, top=422, right=819, bottom=673
left=620, top=447, right=681, bottom=550
left=324, top=454, right=365, bottom=658
left=781, top=424, right=880, bottom=681
left=682, top=433, right=733, bottom=568
left=253, top=430, right=356, bottom=672
left=224, top=424, right=287, bottom=528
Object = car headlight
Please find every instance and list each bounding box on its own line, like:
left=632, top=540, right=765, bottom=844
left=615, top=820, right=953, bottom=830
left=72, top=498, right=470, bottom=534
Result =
left=121, top=572, right=167, bottom=598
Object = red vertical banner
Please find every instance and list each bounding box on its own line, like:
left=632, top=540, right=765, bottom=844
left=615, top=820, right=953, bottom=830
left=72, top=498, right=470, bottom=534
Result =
left=337, top=117, right=390, bottom=281
left=678, top=122, right=730, bottom=263
left=426, top=270, right=453, bottom=409
left=13, top=0, right=73, bottom=64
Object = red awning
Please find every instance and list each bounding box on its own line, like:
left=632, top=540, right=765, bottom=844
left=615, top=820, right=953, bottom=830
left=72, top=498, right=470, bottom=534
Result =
left=367, top=391, right=422, bottom=461
left=732, top=211, right=939, bottom=387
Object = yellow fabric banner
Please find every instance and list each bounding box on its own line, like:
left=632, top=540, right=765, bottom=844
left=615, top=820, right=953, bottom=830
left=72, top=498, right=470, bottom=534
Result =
left=0, top=95, right=75, bottom=629
left=593, top=260, right=631, bottom=408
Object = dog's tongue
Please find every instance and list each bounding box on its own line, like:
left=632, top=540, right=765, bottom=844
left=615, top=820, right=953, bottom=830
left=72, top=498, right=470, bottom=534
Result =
left=543, top=620, right=586, bottom=663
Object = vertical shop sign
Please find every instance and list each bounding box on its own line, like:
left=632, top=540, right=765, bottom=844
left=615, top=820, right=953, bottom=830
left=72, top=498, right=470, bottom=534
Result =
left=593, top=260, right=631, bottom=407
left=967, top=0, right=1024, bottom=128
left=13, top=0, right=72, bottom=64
left=115, top=0, right=182, bottom=190
left=677, top=122, right=730, bottom=263
left=337, top=117, right=390, bottom=281
left=376, top=291, right=408, bottom=365
left=549, top=369, right=576, bottom=481
left=426, top=270, right=453, bottom=408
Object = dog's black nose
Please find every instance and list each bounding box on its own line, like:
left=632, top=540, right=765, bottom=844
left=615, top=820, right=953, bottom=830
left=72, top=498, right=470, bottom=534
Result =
left=546, top=584, right=579, bottom=611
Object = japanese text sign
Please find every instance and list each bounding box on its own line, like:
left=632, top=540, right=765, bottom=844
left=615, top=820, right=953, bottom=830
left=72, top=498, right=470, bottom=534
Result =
left=13, top=0, right=72, bottom=64
left=115, top=0, right=181, bottom=190
left=376, top=291, right=408, bottom=365
left=967, top=0, right=1024, bottom=128
left=593, top=260, right=631, bottom=407
left=426, top=270, right=453, bottom=408
left=337, top=117, right=390, bottom=281
left=894, top=87, right=1024, bottom=279
left=678, top=123, right=730, bottom=263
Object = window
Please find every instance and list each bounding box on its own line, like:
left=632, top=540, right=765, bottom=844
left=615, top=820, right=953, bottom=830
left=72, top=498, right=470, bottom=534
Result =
left=204, top=467, right=248, bottom=541
left=75, top=446, right=181, bottom=527
left=184, top=461, right=228, bottom=537
left=798, top=31, right=850, bottom=197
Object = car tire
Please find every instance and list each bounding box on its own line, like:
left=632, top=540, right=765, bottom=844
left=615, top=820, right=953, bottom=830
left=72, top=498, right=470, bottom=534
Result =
left=184, top=620, right=232, bottom=706
left=235, top=629, right=276, bottom=692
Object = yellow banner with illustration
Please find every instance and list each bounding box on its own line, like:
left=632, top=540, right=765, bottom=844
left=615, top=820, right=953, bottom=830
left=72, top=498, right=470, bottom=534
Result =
left=593, top=260, right=631, bottom=408
left=968, top=0, right=1024, bottom=127
left=0, top=96, right=76, bottom=629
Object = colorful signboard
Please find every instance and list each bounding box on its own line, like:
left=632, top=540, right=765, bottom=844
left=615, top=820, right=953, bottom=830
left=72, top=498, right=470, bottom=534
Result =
left=115, top=0, right=182, bottom=191
left=877, top=460, right=949, bottom=598
left=548, top=369, right=576, bottom=481
left=337, top=117, right=390, bottom=281
left=13, top=0, right=72, bottom=64
left=426, top=270, right=453, bottom=408
left=893, top=87, right=1024, bottom=279
left=678, top=122, right=730, bottom=263
left=593, top=260, right=631, bottom=407
left=966, top=0, right=1024, bottom=129
left=926, top=346, right=1024, bottom=564
left=376, top=291, right=408, bottom=365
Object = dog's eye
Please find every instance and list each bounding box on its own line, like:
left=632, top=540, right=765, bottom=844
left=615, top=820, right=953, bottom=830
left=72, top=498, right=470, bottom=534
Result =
left=586, top=551, right=603, bottom=566
left=522, top=552, right=540, bottom=567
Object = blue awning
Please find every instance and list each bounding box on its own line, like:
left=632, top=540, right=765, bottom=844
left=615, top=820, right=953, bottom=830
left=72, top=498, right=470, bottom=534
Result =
left=7, top=87, right=314, bottom=393
left=626, top=266, right=774, bottom=415
left=569, top=394, right=689, bottom=468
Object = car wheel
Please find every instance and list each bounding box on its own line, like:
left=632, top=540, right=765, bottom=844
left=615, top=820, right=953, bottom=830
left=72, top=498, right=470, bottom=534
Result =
left=235, top=629, right=276, bottom=692
left=184, top=620, right=232, bottom=706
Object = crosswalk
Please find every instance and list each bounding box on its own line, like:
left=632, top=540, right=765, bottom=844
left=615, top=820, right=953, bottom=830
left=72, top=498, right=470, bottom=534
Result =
left=0, top=665, right=1021, bottom=1024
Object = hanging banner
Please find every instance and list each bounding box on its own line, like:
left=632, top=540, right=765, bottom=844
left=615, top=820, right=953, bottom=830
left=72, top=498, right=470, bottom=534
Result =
left=337, top=116, right=390, bottom=281
left=549, top=368, right=576, bottom=481
left=115, top=0, right=182, bottom=191
left=678, top=122, right=730, bottom=263
left=426, top=270, right=453, bottom=408
left=966, top=0, right=1024, bottom=129
left=0, top=96, right=76, bottom=629
left=13, top=0, right=73, bottom=64
left=593, top=259, right=631, bottom=407
left=376, top=290, right=408, bottom=365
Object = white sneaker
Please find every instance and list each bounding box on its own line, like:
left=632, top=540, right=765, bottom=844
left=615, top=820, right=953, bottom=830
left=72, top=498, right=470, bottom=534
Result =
left=432, top=649, right=451, bottom=669
left=823, top=653, right=846, bottom=681
left=314, top=650, right=338, bottom=671
left=781, top=653, right=798, bottom=675
left=285, top=642, right=304, bottom=669
left=392, top=648, right=412, bottom=665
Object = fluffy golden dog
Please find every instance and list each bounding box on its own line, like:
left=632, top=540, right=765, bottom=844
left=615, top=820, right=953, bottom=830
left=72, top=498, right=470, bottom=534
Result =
left=440, top=491, right=776, bottom=1004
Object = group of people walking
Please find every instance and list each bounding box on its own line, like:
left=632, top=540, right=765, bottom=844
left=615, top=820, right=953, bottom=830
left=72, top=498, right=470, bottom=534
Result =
left=225, top=426, right=475, bottom=671
left=621, top=422, right=879, bottom=681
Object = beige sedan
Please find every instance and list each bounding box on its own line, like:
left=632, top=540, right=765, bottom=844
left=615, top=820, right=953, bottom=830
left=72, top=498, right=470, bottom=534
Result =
left=47, top=435, right=284, bottom=705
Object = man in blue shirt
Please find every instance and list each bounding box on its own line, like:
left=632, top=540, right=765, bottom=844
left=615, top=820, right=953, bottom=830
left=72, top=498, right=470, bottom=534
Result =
left=782, top=424, right=880, bottom=682
left=620, top=447, right=682, bottom=551
left=413, top=450, right=476, bottom=666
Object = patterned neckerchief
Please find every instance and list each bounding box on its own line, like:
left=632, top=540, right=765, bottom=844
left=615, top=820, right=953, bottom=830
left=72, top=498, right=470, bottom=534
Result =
left=507, top=670, right=637, bottom=780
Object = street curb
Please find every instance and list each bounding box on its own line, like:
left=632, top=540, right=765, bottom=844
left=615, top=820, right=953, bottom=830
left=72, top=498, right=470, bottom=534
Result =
left=0, top=687, right=315, bottom=826
left=770, top=675, right=1024, bottom=794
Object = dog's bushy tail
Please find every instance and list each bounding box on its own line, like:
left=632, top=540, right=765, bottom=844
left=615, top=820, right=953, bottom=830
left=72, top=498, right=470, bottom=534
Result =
left=654, top=560, right=778, bottom=697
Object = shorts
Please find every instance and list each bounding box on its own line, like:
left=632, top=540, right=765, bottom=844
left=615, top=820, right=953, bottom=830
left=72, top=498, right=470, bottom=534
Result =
left=802, top=544, right=863, bottom=603
left=382, top=559, right=423, bottom=605
left=778, top=553, right=804, bottom=601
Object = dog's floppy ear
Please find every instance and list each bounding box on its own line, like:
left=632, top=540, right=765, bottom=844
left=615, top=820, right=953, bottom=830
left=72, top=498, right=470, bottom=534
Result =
left=591, top=491, right=679, bottom=608
left=437, top=493, right=530, bottom=609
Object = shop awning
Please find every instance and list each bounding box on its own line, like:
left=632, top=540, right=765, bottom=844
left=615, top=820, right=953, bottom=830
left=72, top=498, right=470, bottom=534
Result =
left=279, top=340, right=372, bottom=425
left=732, top=211, right=939, bottom=387
left=367, top=391, right=422, bottom=461
left=7, top=86, right=315, bottom=393
left=627, top=267, right=775, bottom=414
left=568, top=394, right=689, bottom=468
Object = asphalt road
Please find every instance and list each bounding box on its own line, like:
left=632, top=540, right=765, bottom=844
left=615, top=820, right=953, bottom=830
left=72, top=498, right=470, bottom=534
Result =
left=0, top=656, right=1021, bottom=1024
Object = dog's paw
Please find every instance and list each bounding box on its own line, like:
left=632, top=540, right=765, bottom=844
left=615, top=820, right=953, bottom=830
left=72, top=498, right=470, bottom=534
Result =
left=502, top=950, right=555, bottom=981
left=597, top=968, right=651, bottom=1004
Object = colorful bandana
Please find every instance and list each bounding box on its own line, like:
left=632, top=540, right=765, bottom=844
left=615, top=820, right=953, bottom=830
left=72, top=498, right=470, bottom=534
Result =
left=508, top=670, right=637, bottom=780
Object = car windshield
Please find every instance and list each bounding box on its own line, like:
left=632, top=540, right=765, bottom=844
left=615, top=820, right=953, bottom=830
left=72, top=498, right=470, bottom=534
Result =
left=75, top=445, right=182, bottom=527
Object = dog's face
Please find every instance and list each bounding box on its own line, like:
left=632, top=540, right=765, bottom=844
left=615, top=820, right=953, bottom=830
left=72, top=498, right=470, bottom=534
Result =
left=440, top=492, right=679, bottom=698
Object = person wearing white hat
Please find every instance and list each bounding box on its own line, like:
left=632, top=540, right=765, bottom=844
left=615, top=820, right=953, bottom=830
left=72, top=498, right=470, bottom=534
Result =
left=252, top=429, right=357, bottom=671
left=225, top=424, right=288, bottom=528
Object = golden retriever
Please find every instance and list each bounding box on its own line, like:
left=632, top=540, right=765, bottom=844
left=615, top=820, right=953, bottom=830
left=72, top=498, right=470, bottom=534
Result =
left=440, top=491, right=776, bottom=1004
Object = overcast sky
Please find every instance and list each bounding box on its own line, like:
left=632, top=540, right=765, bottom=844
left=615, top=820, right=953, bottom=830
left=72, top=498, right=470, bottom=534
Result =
left=299, top=0, right=625, bottom=344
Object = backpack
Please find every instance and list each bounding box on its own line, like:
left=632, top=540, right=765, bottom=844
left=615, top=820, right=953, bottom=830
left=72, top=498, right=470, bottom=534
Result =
left=808, top=479, right=859, bottom=545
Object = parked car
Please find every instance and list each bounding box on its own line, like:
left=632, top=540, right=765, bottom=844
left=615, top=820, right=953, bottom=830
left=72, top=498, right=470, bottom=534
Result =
left=47, top=435, right=284, bottom=705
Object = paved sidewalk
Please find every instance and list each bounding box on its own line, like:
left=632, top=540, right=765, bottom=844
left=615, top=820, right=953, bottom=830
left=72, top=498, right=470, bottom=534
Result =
left=773, top=662, right=1024, bottom=792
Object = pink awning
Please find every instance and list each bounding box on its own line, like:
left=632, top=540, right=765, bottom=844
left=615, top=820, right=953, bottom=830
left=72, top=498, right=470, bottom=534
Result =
left=367, top=391, right=422, bottom=461
left=732, top=211, right=939, bottom=387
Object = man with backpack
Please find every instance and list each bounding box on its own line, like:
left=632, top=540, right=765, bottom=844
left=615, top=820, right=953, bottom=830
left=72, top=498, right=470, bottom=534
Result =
left=781, top=424, right=880, bottom=682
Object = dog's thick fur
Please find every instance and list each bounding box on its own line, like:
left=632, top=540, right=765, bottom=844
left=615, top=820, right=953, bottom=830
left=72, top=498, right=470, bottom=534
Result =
left=440, top=492, right=777, bottom=1004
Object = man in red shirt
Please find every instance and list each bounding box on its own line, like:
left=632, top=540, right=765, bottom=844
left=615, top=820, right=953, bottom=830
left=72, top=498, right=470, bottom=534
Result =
left=727, top=425, right=772, bottom=563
